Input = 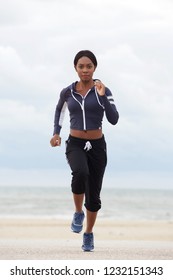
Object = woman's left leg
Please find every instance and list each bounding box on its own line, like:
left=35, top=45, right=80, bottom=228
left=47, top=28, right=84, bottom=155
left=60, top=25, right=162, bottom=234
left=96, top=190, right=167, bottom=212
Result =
left=85, top=210, right=97, bottom=233
left=84, top=137, right=107, bottom=214
left=82, top=137, right=107, bottom=251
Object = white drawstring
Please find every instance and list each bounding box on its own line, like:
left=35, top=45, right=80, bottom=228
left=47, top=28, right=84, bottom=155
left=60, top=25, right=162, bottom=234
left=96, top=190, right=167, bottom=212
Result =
left=84, top=141, right=92, bottom=152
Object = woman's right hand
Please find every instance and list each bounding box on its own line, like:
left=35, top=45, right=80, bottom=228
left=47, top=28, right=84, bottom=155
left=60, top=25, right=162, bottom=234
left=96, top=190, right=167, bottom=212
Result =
left=50, top=134, right=61, bottom=147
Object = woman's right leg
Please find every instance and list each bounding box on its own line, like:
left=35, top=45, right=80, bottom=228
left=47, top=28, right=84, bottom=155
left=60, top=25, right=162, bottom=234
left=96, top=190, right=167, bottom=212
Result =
left=73, top=193, right=84, bottom=212
left=66, top=140, right=89, bottom=233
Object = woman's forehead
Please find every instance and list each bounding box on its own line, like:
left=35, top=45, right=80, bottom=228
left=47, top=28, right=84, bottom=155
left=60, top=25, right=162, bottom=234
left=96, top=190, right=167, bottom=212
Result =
left=77, top=56, right=94, bottom=65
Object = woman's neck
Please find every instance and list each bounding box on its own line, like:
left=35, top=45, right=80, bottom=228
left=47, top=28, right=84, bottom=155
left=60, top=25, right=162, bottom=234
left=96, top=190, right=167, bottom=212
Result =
left=76, top=80, right=94, bottom=95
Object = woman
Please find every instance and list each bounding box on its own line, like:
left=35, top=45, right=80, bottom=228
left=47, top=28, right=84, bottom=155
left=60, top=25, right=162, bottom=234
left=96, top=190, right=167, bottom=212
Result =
left=50, top=50, right=119, bottom=251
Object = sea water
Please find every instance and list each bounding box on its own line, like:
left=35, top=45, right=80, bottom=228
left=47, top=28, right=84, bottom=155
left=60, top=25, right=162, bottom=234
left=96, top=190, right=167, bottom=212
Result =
left=0, top=186, right=172, bottom=221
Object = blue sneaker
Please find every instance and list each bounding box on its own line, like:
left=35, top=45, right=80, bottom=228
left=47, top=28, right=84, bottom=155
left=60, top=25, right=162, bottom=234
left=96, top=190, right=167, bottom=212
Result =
left=82, top=232, right=94, bottom=251
left=71, top=211, right=85, bottom=233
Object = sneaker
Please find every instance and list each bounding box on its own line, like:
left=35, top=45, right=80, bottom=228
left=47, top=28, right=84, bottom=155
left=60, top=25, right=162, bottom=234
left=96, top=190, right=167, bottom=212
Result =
left=82, top=232, right=94, bottom=251
left=71, top=211, right=85, bottom=233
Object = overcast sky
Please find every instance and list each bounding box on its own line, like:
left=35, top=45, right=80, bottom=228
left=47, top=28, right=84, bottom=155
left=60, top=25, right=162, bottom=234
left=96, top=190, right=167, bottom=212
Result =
left=0, top=0, right=173, bottom=189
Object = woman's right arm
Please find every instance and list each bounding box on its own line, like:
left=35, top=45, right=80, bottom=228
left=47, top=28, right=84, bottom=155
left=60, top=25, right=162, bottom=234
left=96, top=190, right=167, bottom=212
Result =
left=50, top=134, right=61, bottom=147
left=50, top=89, right=67, bottom=147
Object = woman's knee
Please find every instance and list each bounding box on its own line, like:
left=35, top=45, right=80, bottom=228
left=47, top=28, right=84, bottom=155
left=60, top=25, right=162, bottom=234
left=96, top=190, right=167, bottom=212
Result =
left=71, top=169, right=89, bottom=194
left=84, top=198, right=101, bottom=212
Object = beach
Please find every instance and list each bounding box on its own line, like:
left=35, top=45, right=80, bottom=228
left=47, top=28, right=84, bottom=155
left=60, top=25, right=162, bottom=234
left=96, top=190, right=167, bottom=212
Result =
left=0, top=186, right=173, bottom=260
left=0, top=218, right=173, bottom=260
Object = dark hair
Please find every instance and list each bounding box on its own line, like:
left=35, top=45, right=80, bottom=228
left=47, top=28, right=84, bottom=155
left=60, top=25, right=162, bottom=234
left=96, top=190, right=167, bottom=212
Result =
left=74, top=50, right=97, bottom=67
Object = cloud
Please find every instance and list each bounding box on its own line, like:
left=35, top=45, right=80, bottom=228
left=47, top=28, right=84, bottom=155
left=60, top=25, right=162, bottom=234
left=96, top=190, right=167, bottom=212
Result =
left=0, top=99, right=50, bottom=132
left=0, top=46, right=59, bottom=102
left=0, top=0, right=29, bottom=25
left=0, top=98, right=55, bottom=169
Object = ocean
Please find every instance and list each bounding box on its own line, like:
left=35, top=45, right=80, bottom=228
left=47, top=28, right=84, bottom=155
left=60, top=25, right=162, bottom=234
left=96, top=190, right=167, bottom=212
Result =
left=0, top=186, right=173, bottom=221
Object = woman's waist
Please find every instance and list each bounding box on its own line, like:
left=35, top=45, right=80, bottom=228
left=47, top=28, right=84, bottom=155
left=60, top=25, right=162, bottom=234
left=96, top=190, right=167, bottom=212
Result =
left=70, top=129, right=103, bottom=140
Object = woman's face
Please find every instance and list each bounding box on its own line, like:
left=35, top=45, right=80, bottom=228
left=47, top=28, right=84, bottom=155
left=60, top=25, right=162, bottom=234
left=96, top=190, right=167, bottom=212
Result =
left=75, top=56, right=96, bottom=83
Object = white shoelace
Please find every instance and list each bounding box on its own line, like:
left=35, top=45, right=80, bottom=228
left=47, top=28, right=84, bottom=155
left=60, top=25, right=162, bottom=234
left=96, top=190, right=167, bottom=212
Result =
left=84, top=141, right=92, bottom=152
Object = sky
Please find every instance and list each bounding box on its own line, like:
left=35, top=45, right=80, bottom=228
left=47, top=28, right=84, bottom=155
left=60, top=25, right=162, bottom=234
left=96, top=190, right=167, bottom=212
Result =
left=0, top=0, right=173, bottom=189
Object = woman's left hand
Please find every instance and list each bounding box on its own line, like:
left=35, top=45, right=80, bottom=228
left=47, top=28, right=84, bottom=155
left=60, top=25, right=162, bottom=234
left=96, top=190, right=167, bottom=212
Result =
left=94, top=80, right=105, bottom=96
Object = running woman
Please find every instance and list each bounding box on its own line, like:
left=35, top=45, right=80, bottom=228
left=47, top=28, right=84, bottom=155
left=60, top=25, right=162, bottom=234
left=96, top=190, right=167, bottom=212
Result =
left=50, top=50, right=119, bottom=251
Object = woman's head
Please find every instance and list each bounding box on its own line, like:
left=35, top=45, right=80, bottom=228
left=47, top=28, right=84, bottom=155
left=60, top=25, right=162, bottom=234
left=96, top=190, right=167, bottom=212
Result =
left=74, top=50, right=97, bottom=82
left=74, top=50, right=97, bottom=67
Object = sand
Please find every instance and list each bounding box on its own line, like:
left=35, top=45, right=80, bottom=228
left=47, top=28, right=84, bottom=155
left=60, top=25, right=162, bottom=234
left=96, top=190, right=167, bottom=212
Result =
left=0, top=218, right=173, bottom=260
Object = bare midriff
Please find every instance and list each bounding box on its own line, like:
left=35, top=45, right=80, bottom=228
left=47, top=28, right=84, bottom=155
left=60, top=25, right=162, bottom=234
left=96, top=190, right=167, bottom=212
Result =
left=70, top=129, right=103, bottom=140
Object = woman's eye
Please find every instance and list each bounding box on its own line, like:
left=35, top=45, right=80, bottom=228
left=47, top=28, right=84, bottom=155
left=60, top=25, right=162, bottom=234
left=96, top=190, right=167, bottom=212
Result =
left=77, top=65, right=93, bottom=70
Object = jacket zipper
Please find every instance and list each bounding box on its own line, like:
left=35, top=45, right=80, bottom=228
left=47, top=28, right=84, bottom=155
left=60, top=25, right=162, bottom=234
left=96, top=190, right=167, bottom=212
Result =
left=71, top=89, right=90, bottom=131
left=81, top=98, right=86, bottom=130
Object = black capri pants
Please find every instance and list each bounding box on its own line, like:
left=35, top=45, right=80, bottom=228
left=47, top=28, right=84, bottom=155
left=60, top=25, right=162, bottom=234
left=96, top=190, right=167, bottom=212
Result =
left=65, top=135, right=107, bottom=212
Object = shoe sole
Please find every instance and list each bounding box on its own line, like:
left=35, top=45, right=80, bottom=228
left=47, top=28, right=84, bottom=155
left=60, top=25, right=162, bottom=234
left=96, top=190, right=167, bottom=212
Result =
left=71, top=229, right=82, bottom=233
left=71, top=215, right=84, bottom=233
left=71, top=225, right=83, bottom=233
left=82, top=247, right=94, bottom=252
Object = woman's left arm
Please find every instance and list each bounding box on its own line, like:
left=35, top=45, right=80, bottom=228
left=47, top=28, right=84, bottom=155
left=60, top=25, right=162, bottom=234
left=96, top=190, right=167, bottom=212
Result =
left=95, top=81, right=119, bottom=125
